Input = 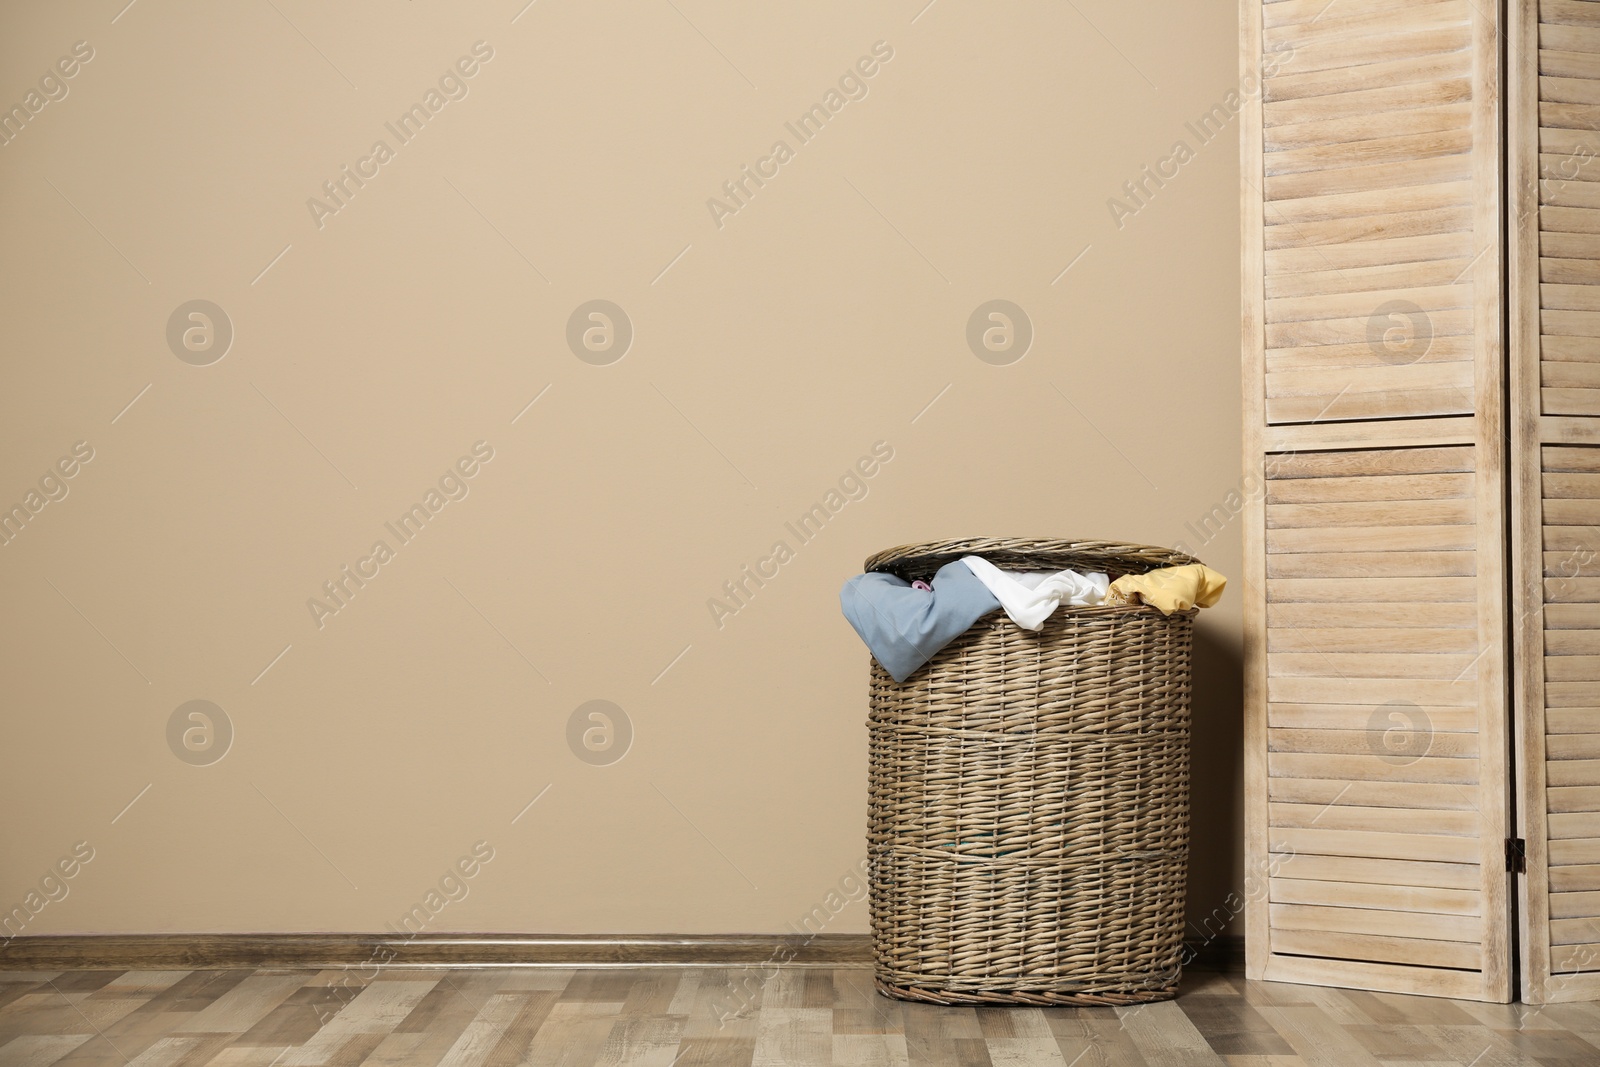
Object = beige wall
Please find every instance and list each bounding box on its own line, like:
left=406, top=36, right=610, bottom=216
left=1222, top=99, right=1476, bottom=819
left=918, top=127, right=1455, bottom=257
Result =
left=0, top=1, right=1243, bottom=939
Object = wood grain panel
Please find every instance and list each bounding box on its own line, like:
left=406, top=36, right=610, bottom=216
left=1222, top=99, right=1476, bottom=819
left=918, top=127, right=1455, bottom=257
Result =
left=1271, top=930, right=1481, bottom=969
left=1266, top=601, right=1477, bottom=627
left=1267, top=626, right=1478, bottom=652
left=1551, top=839, right=1600, bottom=865
left=1255, top=2, right=1484, bottom=426
left=1266, top=551, right=1475, bottom=577
left=1269, top=514, right=1458, bottom=547
left=1518, top=0, right=1600, bottom=992
left=1542, top=447, right=1600, bottom=979
left=1269, top=801, right=1480, bottom=834
left=1265, top=471, right=1474, bottom=500
left=1538, top=15, right=1600, bottom=429
left=1268, top=702, right=1478, bottom=728
left=1268, top=903, right=1477, bottom=945
left=1268, top=725, right=1478, bottom=752
left=1263, top=441, right=1489, bottom=965
left=1265, top=253, right=1474, bottom=298
left=1551, top=863, right=1600, bottom=891
left=1246, top=0, right=1508, bottom=1000
left=1267, top=651, right=1479, bottom=677
left=1265, top=232, right=1473, bottom=274
left=1270, top=851, right=1481, bottom=890
left=1267, top=776, right=1481, bottom=808
left=1268, top=752, right=1479, bottom=785
left=1261, top=954, right=1489, bottom=998
left=1271, top=877, right=1481, bottom=914
left=1267, top=500, right=1475, bottom=527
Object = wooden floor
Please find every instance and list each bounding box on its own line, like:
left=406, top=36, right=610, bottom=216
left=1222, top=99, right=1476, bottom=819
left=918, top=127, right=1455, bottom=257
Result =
left=3, top=965, right=1600, bottom=1066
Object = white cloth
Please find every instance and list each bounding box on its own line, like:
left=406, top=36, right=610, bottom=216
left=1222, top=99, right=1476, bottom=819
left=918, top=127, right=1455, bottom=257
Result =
left=958, top=556, right=1108, bottom=631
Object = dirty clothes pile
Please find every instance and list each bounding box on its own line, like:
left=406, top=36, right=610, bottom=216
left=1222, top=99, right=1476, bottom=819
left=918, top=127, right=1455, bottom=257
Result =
left=840, top=556, right=1225, bottom=682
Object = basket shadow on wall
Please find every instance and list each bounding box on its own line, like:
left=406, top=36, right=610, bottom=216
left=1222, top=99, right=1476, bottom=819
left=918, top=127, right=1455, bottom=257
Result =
left=1187, top=622, right=1246, bottom=961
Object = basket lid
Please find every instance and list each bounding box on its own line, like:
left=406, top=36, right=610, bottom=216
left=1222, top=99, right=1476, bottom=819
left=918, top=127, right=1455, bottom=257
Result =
left=863, top=538, right=1199, bottom=581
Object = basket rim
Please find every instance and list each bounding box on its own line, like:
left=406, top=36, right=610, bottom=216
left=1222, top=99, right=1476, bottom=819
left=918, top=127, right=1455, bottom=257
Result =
left=863, top=538, right=1200, bottom=577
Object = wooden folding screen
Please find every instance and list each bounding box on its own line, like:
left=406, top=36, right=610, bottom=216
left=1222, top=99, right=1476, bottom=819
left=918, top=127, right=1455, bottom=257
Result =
left=1240, top=0, right=1513, bottom=1000
left=1510, top=0, right=1600, bottom=1006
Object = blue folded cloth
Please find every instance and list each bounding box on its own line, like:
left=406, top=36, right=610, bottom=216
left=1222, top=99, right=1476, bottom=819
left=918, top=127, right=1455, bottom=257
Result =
left=840, top=560, right=1001, bottom=682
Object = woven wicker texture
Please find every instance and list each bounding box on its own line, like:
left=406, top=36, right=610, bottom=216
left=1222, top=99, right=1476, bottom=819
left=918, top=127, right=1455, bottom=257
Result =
left=865, top=539, right=1195, bottom=1006
left=864, top=537, right=1198, bottom=582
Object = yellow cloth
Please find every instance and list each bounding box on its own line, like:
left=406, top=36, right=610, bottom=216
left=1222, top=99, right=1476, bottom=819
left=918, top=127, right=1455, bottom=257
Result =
left=1105, top=564, right=1226, bottom=615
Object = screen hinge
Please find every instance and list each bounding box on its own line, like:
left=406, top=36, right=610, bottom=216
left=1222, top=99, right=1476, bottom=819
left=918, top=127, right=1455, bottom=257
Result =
left=1507, top=837, right=1527, bottom=875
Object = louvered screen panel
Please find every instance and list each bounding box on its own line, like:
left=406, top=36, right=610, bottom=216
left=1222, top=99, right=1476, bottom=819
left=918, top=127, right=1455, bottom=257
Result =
left=1511, top=0, right=1600, bottom=1005
left=1538, top=1, right=1600, bottom=417
left=1541, top=449, right=1600, bottom=986
left=1244, top=0, right=1511, bottom=1001
left=1259, top=446, right=1506, bottom=997
left=1261, top=0, right=1482, bottom=424
left=1513, top=446, right=1600, bottom=1003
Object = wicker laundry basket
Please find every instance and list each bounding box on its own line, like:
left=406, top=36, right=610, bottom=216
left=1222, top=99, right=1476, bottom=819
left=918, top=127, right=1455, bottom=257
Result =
left=863, top=538, right=1200, bottom=1007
